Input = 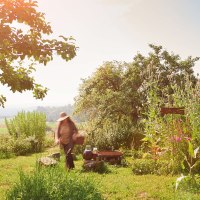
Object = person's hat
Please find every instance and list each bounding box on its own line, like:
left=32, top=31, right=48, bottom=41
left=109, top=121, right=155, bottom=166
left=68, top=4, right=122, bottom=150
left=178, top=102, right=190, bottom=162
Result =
left=57, top=112, right=69, bottom=122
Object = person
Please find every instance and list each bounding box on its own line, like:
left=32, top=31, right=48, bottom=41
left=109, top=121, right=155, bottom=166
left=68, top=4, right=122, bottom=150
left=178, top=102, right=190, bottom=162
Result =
left=55, top=112, right=78, bottom=169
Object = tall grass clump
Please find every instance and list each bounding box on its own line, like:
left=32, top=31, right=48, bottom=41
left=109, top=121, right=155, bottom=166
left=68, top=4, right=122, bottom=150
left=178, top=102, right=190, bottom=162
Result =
left=6, top=165, right=103, bottom=200
left=5, top=111, right=46, bottom=153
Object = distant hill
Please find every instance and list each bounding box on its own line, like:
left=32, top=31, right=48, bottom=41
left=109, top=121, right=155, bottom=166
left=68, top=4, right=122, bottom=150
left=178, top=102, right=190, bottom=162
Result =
left=36, top=105, right=73, bottom=122
left=36, top=105, right=84, bottom=122
left=0, top=106, right=36, bottom=119
left=0, top=105, right=85, bottom=123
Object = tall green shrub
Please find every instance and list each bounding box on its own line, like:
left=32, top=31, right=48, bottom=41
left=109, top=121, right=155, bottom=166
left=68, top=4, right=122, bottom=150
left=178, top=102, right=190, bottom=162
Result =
left=5, top=111, right=46, bottom=152
left=80, top=116, right=139, bottom=150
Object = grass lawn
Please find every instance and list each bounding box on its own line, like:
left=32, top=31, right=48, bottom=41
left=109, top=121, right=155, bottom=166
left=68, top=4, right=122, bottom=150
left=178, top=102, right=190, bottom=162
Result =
left=0, top=147, right=200, bottom=200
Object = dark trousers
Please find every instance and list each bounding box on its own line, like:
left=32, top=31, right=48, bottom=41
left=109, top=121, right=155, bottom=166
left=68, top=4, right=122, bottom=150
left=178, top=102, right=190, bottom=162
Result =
left=62, top=142, right=74, bottom=169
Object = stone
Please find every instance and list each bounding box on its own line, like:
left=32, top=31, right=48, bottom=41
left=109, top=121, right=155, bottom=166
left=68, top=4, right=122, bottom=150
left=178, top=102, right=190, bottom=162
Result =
left=48, top=152, right=60, bottom=161
left=83, top=160, right=105, bottom=172
left=38, top=157, right=57, bottom=166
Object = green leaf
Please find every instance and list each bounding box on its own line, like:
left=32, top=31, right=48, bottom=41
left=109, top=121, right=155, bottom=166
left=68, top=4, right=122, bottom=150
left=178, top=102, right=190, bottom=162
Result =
left=181, top=160, right=185, bottom=170
left=188, top=142, right=194, bottom=158
left=141, top=137, right=149, bottom=142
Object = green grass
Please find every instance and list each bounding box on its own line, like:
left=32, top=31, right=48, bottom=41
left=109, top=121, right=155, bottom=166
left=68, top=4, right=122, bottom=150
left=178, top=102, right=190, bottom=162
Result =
left=0, top=148, right=200, bottom=200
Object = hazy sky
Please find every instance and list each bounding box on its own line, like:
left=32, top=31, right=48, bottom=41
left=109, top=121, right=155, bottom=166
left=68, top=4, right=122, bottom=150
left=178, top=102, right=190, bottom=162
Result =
left=1, top=0, right=200, bottom=110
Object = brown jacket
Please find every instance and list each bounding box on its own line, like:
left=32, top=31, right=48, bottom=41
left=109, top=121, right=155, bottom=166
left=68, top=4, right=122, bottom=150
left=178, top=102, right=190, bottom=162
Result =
left=57, top=118, right=78, bottom=145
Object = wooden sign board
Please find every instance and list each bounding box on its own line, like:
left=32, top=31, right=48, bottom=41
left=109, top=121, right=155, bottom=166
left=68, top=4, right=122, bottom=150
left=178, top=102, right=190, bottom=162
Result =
left=160, top=107, right=185, bottom=116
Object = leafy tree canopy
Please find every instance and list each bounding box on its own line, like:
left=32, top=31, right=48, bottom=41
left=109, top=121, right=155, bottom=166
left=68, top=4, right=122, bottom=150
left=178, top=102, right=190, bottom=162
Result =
left=0, top=0, right=77, bottom=107
left=75, top=44, right=199, bottom=124
left=74, top=44, right=199, bottom=149
left=74, top=61, right=142, bottom=124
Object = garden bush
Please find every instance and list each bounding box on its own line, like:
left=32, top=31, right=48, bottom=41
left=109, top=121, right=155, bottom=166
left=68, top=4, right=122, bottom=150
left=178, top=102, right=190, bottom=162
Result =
left=132, top=159, right=173, bottom=175
left=80, top=117, right=139, bottom=151
left=12, top=139, right=32, bottom=156
left=6, top=165, right=103, bottom=200
left=0, top=135, right=43, bottom=158
left=43, top=135, right=55, bottom=148
left=0, top=135, right=14, bottom=159
left=132, top=159, right=157, bottom=175
left=5, top=111, right=46, bottom=152
left=121, top=149, right=142, bottom=159
left=0, top=135, right=45, bottom=158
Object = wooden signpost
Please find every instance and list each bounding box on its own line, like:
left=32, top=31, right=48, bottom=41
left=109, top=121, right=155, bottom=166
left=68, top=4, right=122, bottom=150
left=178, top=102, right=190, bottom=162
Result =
left=160, top=107, right=185, bottom=162
left=160, top=107, right=185, bottom=116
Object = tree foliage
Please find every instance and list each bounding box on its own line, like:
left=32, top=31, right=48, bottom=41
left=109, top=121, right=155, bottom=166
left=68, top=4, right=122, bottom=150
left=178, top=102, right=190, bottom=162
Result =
left=75, top=45, right=199, bottom=123
left=74, top=61, right=143, bottom=149
left=0, top=0, right=77, bottom=107
left=74, top=45, right=199, bottom=149
left=134, top=44, right=199, bottom=108
left=75, top=61, right=142, bottom=123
